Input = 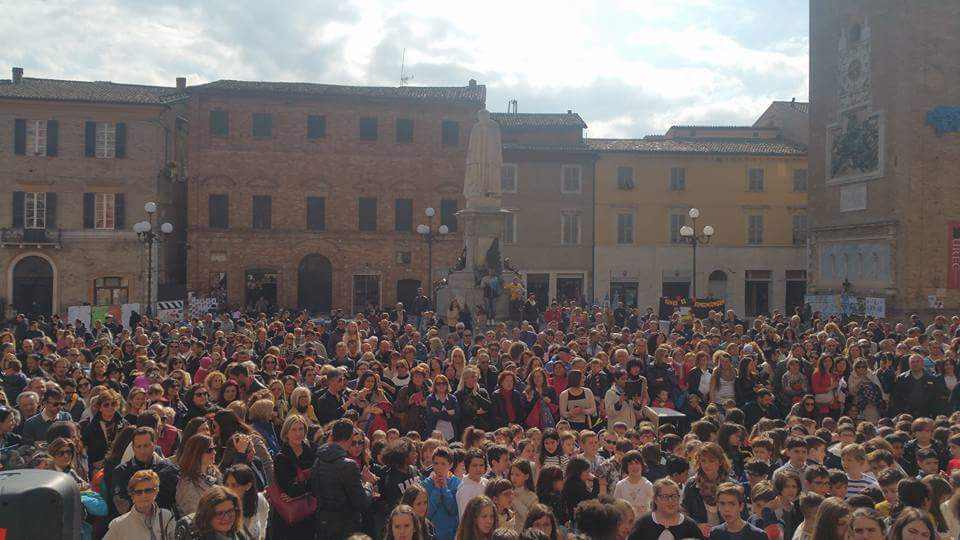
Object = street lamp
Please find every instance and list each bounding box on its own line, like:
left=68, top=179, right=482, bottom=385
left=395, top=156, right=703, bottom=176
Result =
left=133, top=202, right=173, bottom=315
left=417, top=207, right=449, bottom=308
left=679, top=207, right=714, bottom=300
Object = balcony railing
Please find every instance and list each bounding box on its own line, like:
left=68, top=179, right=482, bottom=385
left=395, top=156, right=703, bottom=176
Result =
left=0, top=228, right=62, bottom=248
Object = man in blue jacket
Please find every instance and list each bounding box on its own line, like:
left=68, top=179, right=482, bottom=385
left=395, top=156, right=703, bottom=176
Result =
left=21, top=386, right=72, bottom=444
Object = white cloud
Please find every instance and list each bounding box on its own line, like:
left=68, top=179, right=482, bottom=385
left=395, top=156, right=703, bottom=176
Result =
left=0, top=0, right=808, bottom=137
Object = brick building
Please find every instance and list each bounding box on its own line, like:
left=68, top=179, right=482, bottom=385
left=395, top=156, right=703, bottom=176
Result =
left=808, top=1, right=960, bottom=316
left=493, top=110, right=597, bottom=306
left=184, top=79, right=485, bottom=314
left=0, top=68, right=186, bottom=318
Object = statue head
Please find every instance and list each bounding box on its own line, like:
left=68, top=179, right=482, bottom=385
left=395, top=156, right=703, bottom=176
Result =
left=477, top=109, right=491, bottom=123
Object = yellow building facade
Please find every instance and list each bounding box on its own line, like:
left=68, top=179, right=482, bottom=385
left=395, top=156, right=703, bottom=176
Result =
left=590, top=123, right=808, bottom=317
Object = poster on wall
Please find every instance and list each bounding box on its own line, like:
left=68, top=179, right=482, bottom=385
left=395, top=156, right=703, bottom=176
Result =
left=948, top=221, right=960, bottom=289
left=67, top=305, right=92, bottom=328
left=658, top=297, right=726, bottom=320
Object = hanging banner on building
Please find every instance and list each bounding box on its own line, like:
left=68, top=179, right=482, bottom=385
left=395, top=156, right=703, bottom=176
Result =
left=156, top=300, right=184, bottom=323
left=658, top=297, right=726, bottom=320
left=864, top=297, right=886, bottom=318
left=805, top=294, right=843, bottom=318
left=121, top=303, right=141, bottom=328
left=67, top=305, right=92, bottom=328
left=949, top=221, right=960, bottom=288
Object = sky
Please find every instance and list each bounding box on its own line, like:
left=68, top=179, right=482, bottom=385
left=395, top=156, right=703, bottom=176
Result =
left=1, top=0, right=809, bottom=138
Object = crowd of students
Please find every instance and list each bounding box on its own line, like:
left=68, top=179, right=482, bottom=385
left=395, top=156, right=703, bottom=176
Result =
left=2, top=303, right=960, bottom=540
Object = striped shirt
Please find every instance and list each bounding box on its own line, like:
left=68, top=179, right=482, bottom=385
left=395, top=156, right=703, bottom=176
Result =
left=846, top=473, right=879, bottom=496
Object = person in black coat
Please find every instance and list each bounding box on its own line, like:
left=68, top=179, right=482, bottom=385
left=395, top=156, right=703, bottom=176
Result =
left=272, top=417, right=316, bottom=540
left=82, top=396, right=129, bottom=471
left=311, top=419, right=374, bottom=540
left=892, top=354, right=944, bottom=417
left=490, top=372, right=525, bottom=428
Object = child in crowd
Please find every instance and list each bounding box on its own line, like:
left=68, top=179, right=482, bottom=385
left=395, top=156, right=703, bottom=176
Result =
left=613, top=450, right=654, bottom=517
left=709, top=482, right=768, bottom=540
left=841, top=444, right=878, bottom=496
left=422, top=447, right=461, bottom=540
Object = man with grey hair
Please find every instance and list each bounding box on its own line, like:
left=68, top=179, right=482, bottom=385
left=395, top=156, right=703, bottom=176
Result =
left=14, top=390, right=39, bottom=435
left=892, top=353, right=943, bottom=416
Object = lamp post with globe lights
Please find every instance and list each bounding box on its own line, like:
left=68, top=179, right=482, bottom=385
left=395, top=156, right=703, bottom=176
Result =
left=678, top=207, right=714, bottom=300
left=133, top=202, right=173, bottom=315
left=417, top=207, right=449, bottom=309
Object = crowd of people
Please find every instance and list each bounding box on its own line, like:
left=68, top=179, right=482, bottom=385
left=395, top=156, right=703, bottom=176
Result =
left=2, top=300, right=960, bottom=540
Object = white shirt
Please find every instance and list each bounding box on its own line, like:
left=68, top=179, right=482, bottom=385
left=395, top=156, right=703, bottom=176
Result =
left=613, top=476, right=654, bottom=517
left=103, top=506, right=176, bottom=540
left=457, top=476, right=488, bottom=518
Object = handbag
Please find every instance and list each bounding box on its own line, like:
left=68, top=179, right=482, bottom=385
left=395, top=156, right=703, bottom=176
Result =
left=266, top=466, right=317, bottom=525
left=539, top=398, right=557, bottom=429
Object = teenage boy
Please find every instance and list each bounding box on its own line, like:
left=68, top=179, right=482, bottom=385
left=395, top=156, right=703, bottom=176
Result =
left=790, top=492, right=824, bottom=540
left=828, top=469, right=849, bottom=499
left=773, top=437, right=807, bottom=483
left=483, top=445, right=511, bottom=480
left=804, top=465, right=831, bottom=498
left=916, top=447, right=941, bottom=478
left=902, top=417, right=946, bottom=476
left=875, top=468, right=904, bottom=517
left=422, top=447, right=461, bottom=540
left=749, top=438, right=776, bottom=469
left=579, top=430, right=604, bottom=471
left=457, top=449, right=488, bottom=518
left=744, top=461, right=771, bottom=496
left=747, top=481, right=785, bottom=540
left=841, top=444, right=878, bottom=496
left=665, top=454, right=690, bottom=486
left=709, top=482, right=768, bottom=540
left=804, top=436, right=827, bottom=467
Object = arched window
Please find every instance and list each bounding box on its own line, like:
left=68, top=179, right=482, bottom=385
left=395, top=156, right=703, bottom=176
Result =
left=94, top=277, right=128, bottom=305
left=707, top=270, right=728, bottom=300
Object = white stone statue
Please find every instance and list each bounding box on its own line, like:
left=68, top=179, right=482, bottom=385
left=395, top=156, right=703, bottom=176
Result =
left=464, top=109, right=503, bottom=209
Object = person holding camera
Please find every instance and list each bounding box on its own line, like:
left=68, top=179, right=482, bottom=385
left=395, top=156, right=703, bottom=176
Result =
left=605, top=367, right=648, bottom=429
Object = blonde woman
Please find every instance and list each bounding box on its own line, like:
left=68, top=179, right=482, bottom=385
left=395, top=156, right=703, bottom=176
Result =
left=288, top=386, right=319, bottom=424
left=204, top=370, right=226, bottom=397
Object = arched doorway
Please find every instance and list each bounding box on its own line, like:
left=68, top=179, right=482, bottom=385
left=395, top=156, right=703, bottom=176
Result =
left=13, top=255, right=54, bottom=317
left=707, top=270, right=728, bottom=301
left=297, top=254, right=332, bottom=315
left=396, top=279, right=421, bottom=310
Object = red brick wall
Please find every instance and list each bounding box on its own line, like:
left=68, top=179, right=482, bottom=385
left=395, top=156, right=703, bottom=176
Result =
left=186, top=91, right=482, bottom=312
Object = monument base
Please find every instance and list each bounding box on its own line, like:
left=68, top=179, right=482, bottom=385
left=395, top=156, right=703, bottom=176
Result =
left=436, top=270, right=510, bottom=323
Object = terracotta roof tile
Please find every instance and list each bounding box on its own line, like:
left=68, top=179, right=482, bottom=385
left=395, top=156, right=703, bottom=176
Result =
left=190, top=79, right=486, bottom=102
left=586, top=137, right=806, bottom=156
left=0, top=77, right=182, bottom=105
left=491, top=112, right=587, bottom=129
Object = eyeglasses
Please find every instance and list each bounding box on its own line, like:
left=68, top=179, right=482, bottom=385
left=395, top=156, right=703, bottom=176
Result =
left=131, top=487, right=157, bottom=496
left=351, top=439, right=364, bottom=447
left=54, top=449, right=74, bottom=458
left=195, top=392, right=209, bottom=397
left=101, top=401, right=117, bottom=408
left=656, top=493, right=680, bottom=501
left=214, top=508, right=237, bottom=520
left=604, top=439, right=618, bottom=445
left=205, top=446, right=217, bottom=454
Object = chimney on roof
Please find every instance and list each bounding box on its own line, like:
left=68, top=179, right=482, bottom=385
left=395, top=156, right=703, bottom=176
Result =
left=567, top=109, right=572, bottom=114
left=12, top=67, right=23, bottom=83
left=508, top=100, right=518, bottom=114
left=468, top=79, right=477, bottom=87
left=176, top=77, right=186, bottom=91
left=791, top=97, right=796, bottom=103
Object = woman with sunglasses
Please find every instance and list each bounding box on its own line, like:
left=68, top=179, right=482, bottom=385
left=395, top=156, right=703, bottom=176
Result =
left=175, top=485, right=246, bottom=540
left=104, top=469, right=176, bottom=540
left=175, top=433, right=223, bottom=516
left=82, top=389, right=128, bottom=471
left=425, top=374, right=460, bottom=442
left=181, top=384, right=218, bottom=429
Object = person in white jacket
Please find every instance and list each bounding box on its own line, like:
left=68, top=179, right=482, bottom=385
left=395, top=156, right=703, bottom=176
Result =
left=612, top=450, right=654, bottom=518
left=457, top=450, right=489, bottom=517
left=104, top=469, right=176, bottom=540
left=604, top=368, right=648, bottom=429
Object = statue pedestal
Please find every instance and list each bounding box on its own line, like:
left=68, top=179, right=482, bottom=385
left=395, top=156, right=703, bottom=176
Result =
left=436, top=207, right=511, bottom=322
